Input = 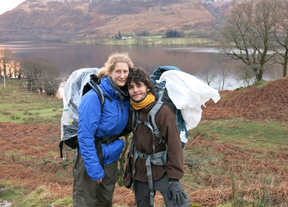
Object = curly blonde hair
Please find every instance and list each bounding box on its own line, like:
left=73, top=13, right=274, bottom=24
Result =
left=97, top=53, right=134, bottom=78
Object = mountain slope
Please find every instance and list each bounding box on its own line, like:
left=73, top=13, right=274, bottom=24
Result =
left=0, top=0, right=232, bottom=41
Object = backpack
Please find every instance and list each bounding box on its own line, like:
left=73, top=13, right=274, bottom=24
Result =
left=132, top=66, right=188, bottom=148
left=133, top=65, right=221, bottom=147
left=127, top=67, right=220, bottom=205
left=151, top=66, right=189, bottom=146
left=59, top=68, right=110, bottom=159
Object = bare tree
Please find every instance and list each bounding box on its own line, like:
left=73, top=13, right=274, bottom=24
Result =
left=216, top=57, right=232, bottom=91
left=0, top=48, right=13, bottom=78
left=40, top=59, right=61, bottom=96
left=21, top=57, right=60, bottom=96
left=234, top=65, right=256, bottom=88
left=197, top=56, right=232, bottom=90
left=21, top=57, right=42, bottom=91
left=7, top=60, right=18, bottom=78
left=272, top=0, right=288, bottom=77
left=216, top=68, right=227, bottom=91
left=197, top=63, right=217, bottom=86
left=219, top=0, right=281, bottom=82
left=12, top=61, right=22, bottom=79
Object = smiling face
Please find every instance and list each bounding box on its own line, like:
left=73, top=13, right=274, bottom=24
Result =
left=108, top=62, right=129, bottom=87
left=128, top=80, right=150, bottom=102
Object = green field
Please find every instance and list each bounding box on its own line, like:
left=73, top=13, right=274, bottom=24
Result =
left=0, top=79, right=62, bottom=124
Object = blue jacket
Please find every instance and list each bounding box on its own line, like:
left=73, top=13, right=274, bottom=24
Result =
left=78, top=77, right=130, bottom=180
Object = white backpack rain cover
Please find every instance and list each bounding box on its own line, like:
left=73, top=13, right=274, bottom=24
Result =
left=159, top=70, right=220, bottom=131
left=61, top=68, right=100, bottom=142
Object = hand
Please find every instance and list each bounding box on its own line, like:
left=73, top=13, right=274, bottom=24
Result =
left=96, top=178, right=102, bottom=183
left=167, top=181, right=190, bottom=206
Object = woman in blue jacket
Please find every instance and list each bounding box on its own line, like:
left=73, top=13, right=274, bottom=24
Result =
left=73, top=53, right=134, bottom=207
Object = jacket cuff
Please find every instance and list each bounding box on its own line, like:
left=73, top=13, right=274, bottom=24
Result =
left=91, top=171, right=105, bottom=181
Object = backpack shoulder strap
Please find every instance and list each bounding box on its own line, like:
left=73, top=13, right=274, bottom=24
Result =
left=131, top=90, right=165, bottom=142
left=88, top=79, right=113, bottom=110
left=147, top=89, right=165, bottom=141
left=132, top=110, right=138, bottom=134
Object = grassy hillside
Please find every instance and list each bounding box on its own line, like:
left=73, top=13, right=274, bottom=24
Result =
left=0, top=79, right=62, bottom=124
left=0, top=78, right=287, bottom=207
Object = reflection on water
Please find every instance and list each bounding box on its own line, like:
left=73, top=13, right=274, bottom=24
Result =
left=0, top=41, right=261, bottom=90
left=0, top=41, right=224, bottom=74
left=167, top=47, right=220, bottom=53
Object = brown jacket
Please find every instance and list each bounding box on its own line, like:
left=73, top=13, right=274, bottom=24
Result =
left=126, top=100, right=184, bottom=183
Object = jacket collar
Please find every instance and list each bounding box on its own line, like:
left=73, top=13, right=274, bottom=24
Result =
left=100, top=77, right=128, bottom=100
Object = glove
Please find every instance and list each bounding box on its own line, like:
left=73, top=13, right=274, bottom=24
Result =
left=167, top=181, right=190, bottom=206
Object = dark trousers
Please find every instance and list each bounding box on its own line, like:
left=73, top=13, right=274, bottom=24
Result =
left=133, top=174, right=190, bottom=207
left=73, top=153, right=117, bottom=207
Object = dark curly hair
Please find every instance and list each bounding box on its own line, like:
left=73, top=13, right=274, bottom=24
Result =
left=127, top=67, right=155, bottom=95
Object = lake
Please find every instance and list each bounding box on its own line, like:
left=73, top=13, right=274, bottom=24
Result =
left=0, top=41, right=273, bottom=90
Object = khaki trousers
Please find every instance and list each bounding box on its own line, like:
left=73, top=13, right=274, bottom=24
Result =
left=73, top=153, right=117, bottom=207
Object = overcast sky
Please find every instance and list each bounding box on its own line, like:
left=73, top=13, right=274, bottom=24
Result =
left=0, top=0, right=26, bottom=15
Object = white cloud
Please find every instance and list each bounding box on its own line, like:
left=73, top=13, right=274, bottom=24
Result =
left=0, top=0, right=26, bottom=15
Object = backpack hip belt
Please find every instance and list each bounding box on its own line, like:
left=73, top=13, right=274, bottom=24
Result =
left=133, top=148, right=167, bottom=207
left=99, top=135, right=119, bottom=145
left=95, top=135, right=120, bottom=169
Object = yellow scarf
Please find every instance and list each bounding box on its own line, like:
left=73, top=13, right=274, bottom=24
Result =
left=130, top=92, right=155, bottom=110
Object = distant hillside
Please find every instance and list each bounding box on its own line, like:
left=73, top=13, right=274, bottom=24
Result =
left=0, top=0, right=232, bottom=41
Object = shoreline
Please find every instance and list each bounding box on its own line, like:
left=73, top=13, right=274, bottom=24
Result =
left=0, top=36, right=220, bottom=47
